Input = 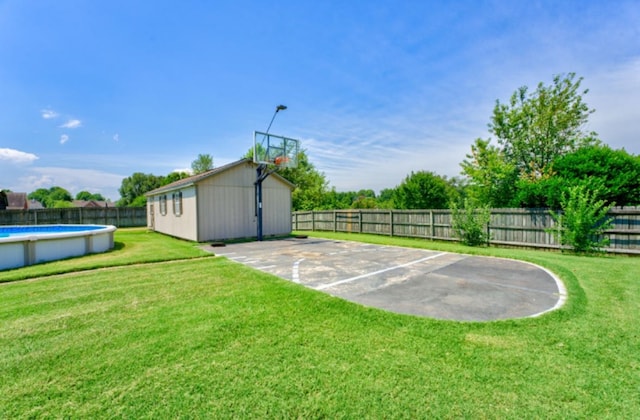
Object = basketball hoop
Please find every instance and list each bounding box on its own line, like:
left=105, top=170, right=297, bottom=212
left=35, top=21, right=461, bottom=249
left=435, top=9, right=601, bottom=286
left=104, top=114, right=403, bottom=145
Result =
left=273, top=156, right=290, bottom=166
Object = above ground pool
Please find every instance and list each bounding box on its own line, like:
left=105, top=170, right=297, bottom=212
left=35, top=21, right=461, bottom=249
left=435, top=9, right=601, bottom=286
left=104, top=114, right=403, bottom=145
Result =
left=0, top=224, right=116, bottom=271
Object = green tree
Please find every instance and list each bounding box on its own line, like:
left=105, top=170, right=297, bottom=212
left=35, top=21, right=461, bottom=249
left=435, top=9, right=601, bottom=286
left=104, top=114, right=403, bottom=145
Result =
left=376, top=188, right=396, bottom=209
left=460, top=138, right=518, bottom=207
left=548, top=185, right=614, bottom=253
left=51, top=200, right=73, bottom=208
left=75, top=191, right=106, bottom=201
left=28, top=187, right=72, bottom=208
left=191, top=154, right=214, bottom=174
left=512, top=145, right=640, bottom=208
left=394, top=171, right=453, bottom=210
left=552, top=145, right=640, bottom=206
left=244, top=147, right=329, bottom=211
left=28, top=188, right=51, bottom=207
left=490, top=73, right=599, bottom=179
left=278, top=150, right=329, bottom=211
left=0, top=190, right=7, bottom=210
left=451, top=199, right=491, bottom=246
left=163, top=171, right=191, bottom=185
left=117, top=173, right=163, bottom=207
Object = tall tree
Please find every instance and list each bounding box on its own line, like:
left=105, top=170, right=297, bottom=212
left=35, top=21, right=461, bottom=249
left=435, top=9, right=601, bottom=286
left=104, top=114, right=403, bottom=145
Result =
left=460, top=138, right=517, bottom=207
left=244, top=147, right=329, bottom=211
left=28, top=186, right=72, bottom=208
left=191, top=154, right=214, bottom=174
left=514, top=145, right=640, bottom=208
left=490, top=73, right=599, bottom=179
left=117, top=173, right=163, bottom=207
left=394, top=171, right=454, bottom=210
left=277, top=150, right=329, bottom=211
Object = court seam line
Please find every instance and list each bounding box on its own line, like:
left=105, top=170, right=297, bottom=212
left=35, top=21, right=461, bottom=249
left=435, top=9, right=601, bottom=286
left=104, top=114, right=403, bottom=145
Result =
left=315, top=252, right=447, bottom=290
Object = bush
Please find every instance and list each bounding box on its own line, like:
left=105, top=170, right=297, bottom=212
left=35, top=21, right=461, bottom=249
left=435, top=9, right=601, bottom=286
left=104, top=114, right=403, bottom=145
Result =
left=451, top=199, right=491, bottom=246
left=548, top=185, right=614, bottom=253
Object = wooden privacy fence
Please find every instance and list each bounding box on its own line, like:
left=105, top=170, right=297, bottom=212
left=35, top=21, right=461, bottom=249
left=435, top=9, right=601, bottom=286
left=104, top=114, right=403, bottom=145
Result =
left=292, top=207, right=640, bottom=254
left=0, top=207, right=148, bottom=228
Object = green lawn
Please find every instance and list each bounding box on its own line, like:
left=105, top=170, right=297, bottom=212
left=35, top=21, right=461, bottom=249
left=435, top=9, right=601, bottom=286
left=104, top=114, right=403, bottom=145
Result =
left=1, top=229, right=639, bottom=418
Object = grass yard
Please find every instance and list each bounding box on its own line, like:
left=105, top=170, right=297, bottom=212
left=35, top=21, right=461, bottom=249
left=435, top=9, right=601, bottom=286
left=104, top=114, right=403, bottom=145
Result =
left=1, top=229, right=639, bottom=418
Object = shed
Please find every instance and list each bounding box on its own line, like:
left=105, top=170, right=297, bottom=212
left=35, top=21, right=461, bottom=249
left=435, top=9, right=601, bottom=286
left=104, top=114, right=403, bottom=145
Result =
left=145, top=159, right=294, bottom=242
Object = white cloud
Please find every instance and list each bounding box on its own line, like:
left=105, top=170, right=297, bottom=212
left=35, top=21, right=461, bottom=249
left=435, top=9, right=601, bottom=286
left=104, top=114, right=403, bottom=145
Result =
left=0, top=148, right=39, bottom=164
left=172, top=168, right=192, bottom=174
left=113, top=133, right=119, bottom=142
left=586, top=56, right=640, bottom=154
left=59, top=119, right=82, bottom=129
left=41, top=108, right=58, bottom=119
left=60, top=134, right=69, bottom=144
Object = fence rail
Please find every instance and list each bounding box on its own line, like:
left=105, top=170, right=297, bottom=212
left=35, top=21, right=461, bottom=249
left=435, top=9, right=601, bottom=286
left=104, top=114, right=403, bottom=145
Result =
left=292, top=207, right=640, bottom=254
left=0, top=207, right=147, bottom=228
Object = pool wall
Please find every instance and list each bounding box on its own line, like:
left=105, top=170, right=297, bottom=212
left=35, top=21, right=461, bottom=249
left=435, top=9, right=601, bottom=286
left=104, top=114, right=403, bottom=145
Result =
left=0, top=225, right=116, bottom=270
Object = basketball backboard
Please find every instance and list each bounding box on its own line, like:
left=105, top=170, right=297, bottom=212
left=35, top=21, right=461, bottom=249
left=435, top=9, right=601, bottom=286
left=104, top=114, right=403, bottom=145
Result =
left=253, top=131, right=300, bottom=169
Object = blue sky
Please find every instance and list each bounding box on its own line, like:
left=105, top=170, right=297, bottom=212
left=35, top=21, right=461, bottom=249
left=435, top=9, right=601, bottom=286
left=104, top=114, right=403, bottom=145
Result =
left=1, top=0, right=639, bottom=201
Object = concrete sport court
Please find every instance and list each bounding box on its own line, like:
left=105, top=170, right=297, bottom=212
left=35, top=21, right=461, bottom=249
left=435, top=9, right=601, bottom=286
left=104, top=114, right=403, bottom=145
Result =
left=213, top=237, right=566, bottom=322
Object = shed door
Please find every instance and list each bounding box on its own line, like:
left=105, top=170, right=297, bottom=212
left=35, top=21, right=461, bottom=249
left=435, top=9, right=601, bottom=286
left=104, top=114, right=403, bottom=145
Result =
left=149, top=204, right=155, bottom=229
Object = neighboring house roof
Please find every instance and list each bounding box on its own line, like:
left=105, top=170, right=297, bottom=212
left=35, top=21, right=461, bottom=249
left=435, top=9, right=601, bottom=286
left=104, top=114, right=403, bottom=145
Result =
left=72, top=200, right=110, bottom=208
left=28, top=200, right=44, bottom=210
left=146, top=159, right=295, bottom=196
left=7, top=192, right=28, bottom=210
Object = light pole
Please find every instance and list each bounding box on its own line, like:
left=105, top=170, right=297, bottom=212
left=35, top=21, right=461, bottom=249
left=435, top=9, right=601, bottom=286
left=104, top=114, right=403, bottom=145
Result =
left=265, top=104, right=287, bottom=135
left=256, top=104, right=287, bottom=241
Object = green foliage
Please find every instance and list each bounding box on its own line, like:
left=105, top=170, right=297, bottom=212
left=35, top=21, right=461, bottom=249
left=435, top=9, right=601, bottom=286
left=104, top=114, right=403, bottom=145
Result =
left=552, top=145, right=640, bottom=206
left=51, top=200, right=73, bottom=208
left=75, top=191, right=106, bottom=201
left=376, top=188, right=396, bottom=209
left=117, top=173, right=163, bottom=207
left=163, top=171, right=191, bottom=185
left=394, top=171, right=454, bottom=209
left=277, top=150, right=329, bottom=211
left=116, top=171, right=190, bottom=207
left=28, top=186, right=72, bottom=208
left=244, top=146, right=329, bottom=211
left=490, top=73, right=599, bottom=179
left=451, top=199, right=491, bottom=246
left=512, top=145, right=640, bottom=208
left=548, top=185, right=614, bottom=253
left=460, top=138, right=518, bottom=207
left=0, top=190, right=7, bottom=210
left=191, top=153, right=214, bottom=174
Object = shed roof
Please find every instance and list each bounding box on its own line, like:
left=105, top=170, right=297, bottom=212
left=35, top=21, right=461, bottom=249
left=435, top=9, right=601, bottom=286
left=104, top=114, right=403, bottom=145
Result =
left=146, top=159, right=295, bottom=196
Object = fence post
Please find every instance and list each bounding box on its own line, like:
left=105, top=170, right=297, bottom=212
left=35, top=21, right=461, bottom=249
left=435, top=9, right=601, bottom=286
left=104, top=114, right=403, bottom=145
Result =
left=486, top=215, right=491, bottom=246
left=429, top=210, right=434, bottom=239
left=311, top=211, right=315, bottom=232
left=359, top=210, right=362, bottom=233
left=389, top=210, right=394, bottom=237
left=333, top=211, right=337, bottom=232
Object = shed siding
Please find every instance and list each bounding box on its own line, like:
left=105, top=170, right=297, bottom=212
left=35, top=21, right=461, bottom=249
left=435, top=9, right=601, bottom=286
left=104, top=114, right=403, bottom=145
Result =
left=262, top=177, right=292, bottom=236
left=149, top=186, right=198, bottom=241
left=147, top=160, right=292, bottom=242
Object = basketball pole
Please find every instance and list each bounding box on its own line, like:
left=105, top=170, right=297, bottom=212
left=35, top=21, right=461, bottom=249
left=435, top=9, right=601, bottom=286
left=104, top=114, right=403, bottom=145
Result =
left=256, top=105, right=287, bottom=241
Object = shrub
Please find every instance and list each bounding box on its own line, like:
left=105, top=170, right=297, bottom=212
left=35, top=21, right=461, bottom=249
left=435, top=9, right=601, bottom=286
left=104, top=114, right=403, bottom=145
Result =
left=451, top=199, right=491, bottom=246
left=548, top=185, right=614, bottom=253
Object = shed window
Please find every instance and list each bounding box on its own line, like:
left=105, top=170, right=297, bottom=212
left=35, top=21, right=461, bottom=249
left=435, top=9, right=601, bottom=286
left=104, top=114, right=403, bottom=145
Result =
left=159, top=195, right=167, bottom=216
left=173, top=191, right=183, bottom=216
